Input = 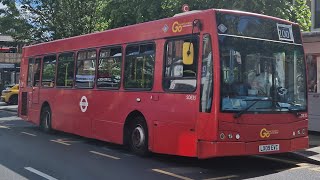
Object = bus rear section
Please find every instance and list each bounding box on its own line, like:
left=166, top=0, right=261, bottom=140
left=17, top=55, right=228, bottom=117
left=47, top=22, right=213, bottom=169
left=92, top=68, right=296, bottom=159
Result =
left=197, top=10, right=308, bottom=158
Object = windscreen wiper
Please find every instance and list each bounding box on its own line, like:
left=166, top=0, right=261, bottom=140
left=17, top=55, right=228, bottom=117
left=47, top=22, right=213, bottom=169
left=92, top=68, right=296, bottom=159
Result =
left=274, top=103, right=302, bottom=117
left=234, top=97, right=272, bottom=119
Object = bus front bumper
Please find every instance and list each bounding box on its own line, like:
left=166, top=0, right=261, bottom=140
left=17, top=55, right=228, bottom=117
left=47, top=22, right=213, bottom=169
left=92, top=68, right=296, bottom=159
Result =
left=197, top=136, right=308, bottom=159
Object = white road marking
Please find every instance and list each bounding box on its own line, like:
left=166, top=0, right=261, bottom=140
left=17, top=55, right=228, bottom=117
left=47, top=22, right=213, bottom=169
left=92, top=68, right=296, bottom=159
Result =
left=50, top=140, right=71, bottom=146
left=90, top=151, right=120, bottom=160
left=24, top=167, right=58, bottom=180
left=21, top=132, right=36, bottom=136
left=0, top=125, right=10, bottom=129
left=152, top=169, right=193, bottom=180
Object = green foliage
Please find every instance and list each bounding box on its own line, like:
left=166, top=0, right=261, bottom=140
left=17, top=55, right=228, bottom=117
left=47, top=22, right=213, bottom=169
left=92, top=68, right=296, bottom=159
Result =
left=0, top=0, right=312, bottom=43
left=0, top=0, right=33, bottom=43
left=104, top=0, right=311, bottom=31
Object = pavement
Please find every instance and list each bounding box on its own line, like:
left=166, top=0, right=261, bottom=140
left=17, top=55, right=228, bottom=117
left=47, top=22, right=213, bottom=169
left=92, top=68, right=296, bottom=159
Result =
left=292, top=131, right=320, bottom=164
left=0, top=102, right=320, bottom=165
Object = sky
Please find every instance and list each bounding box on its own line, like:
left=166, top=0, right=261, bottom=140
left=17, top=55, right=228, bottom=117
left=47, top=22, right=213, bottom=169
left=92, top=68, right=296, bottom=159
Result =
left=0, top=3, right=6, bottom=9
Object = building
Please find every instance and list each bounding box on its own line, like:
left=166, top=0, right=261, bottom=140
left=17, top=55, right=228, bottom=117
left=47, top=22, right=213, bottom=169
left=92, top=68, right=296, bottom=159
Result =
left=0, top=35, right=21, bottom=90
left=302, top=0, right=320, bottom=132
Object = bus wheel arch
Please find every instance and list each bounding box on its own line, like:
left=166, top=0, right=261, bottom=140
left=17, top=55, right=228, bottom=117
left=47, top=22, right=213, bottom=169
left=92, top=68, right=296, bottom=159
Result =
left=40, top=102, right=53, bottom=133
left=123, top=110, right=149, bottom=156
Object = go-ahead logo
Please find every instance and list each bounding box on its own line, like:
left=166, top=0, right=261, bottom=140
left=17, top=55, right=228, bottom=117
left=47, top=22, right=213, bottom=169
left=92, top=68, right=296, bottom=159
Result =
left=260, top=128, right=279, bottom=138
left=172, top=21, right=192, bottom=33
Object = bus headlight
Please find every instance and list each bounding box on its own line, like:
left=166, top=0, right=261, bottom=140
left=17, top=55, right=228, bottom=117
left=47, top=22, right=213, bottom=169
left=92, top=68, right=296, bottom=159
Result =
left=228, top=134, right=233, bottom=139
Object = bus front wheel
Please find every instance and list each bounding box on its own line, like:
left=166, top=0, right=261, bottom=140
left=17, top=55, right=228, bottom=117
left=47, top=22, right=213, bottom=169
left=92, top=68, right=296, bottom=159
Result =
left=129, top=117, right=149, bottom=156
left=40, top=106, right=52, bottom=133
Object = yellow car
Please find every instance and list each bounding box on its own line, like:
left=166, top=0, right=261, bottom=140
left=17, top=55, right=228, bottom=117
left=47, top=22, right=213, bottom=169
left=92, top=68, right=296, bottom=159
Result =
left=1, top=84, right=19, bottom=105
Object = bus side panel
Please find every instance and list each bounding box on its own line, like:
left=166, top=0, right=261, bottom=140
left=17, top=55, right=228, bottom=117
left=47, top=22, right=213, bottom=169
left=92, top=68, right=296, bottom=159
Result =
left=92, top=90, right=123, bottom=144
left=50, top=89, right=77, bottom=133
left=152, top=93, right=198, bottom=157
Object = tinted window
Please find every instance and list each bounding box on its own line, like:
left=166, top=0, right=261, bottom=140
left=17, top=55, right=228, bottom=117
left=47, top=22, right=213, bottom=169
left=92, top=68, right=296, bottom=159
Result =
left=76, top=50, right=96, bottom=88
left=97, top=47, right=122, bottom=89
left=163, top=37, right=198, bottom=92
left=124, top=43, right=155, bottom=89
left=42, top=55, right=56, bottom=87
left=216, top=12, right=302, bottom=44
left=56, top=53, right=74, bottom=87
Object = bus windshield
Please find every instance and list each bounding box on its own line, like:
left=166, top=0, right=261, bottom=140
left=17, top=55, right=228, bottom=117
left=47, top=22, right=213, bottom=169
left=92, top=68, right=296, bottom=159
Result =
left=217, top=12, right=307, bottom=113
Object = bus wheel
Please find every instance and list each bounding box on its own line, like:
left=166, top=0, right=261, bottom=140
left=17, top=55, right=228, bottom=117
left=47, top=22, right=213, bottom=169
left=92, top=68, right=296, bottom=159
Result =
left=40, top=106, right=52, bottom=133
left=129, top=117, right=149, bottom=156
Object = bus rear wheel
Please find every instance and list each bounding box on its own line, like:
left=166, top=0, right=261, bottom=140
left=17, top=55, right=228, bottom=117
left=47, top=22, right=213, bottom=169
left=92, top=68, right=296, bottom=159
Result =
left=129, top=117, right=149, bottom=156
left=40, top=106, right=52, bottom=133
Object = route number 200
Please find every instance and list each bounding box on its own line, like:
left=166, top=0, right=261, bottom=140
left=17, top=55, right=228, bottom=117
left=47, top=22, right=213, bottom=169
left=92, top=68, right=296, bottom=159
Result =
left=186, top=95, right=196, bottom=101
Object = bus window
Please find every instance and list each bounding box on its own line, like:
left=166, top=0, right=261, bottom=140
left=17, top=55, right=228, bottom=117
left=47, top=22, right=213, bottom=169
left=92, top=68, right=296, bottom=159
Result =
left=163, top=37, right=199, bottom=92
left=76, top=50, right=96, bottom=88
left=124, top=43, right=155, bottom=89
left=41, top=55, right=56, bottom=87
left=56, top=52, right=75, bottom=87
left=97, top=47, right=122, bottom=89
left=200, top=34, right=213, bottom=113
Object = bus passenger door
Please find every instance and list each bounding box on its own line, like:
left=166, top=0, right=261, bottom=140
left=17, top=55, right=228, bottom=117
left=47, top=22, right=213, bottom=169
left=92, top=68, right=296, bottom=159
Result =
left=307, top=55, right=320, bottom=132
left=31, top=58, right=41, bottom=104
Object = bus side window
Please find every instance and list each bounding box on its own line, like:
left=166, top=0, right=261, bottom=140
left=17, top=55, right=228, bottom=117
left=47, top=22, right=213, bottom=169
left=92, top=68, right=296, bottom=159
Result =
left=56, top=52, right=75, bottom=88
left=124, top=43, right=155, bottom=90
left=163, top=37, right=199, bottom=92
left=76, top=50, right=96, bottom=89
left=97, top=47, right=122, bottom=89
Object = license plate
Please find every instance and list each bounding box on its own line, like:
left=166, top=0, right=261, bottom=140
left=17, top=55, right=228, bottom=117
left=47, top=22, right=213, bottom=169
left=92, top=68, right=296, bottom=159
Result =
left=259, top=144, right=280, bottom=153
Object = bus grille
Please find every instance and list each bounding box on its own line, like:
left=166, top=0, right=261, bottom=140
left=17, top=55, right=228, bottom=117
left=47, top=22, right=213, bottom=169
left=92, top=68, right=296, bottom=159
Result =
left=21, top=92, right=28, bottom=115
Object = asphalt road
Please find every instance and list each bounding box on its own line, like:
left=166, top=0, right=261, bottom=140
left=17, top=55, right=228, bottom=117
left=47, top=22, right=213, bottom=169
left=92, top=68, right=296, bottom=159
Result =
left=0, top=110, right=320, bottom=180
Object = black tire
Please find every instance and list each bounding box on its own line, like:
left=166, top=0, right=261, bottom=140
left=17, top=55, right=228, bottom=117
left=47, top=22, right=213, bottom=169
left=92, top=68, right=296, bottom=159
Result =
left=8, top=95, right=18, bottom=105
left=40, top=106, right=52, bottom=133
left=128, top=116, right=149, bottom=156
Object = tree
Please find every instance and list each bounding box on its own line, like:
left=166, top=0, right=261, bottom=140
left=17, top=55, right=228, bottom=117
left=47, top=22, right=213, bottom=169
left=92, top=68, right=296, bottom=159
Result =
left=0, top=0, right=33, bottom=43
left=1, top=0, right=311, bottom=43
left=104, top=0, right=311, bottom=31
left=18, top=0, right=109, bottom=41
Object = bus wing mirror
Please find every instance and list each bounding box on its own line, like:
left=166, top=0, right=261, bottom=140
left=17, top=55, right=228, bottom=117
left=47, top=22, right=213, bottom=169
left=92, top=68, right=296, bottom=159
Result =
left=183, top=42, right=194, bottom=65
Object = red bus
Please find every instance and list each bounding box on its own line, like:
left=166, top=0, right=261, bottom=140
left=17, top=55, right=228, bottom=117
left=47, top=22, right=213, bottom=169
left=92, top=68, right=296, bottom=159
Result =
left=18, top=9, right=308, bottom=158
